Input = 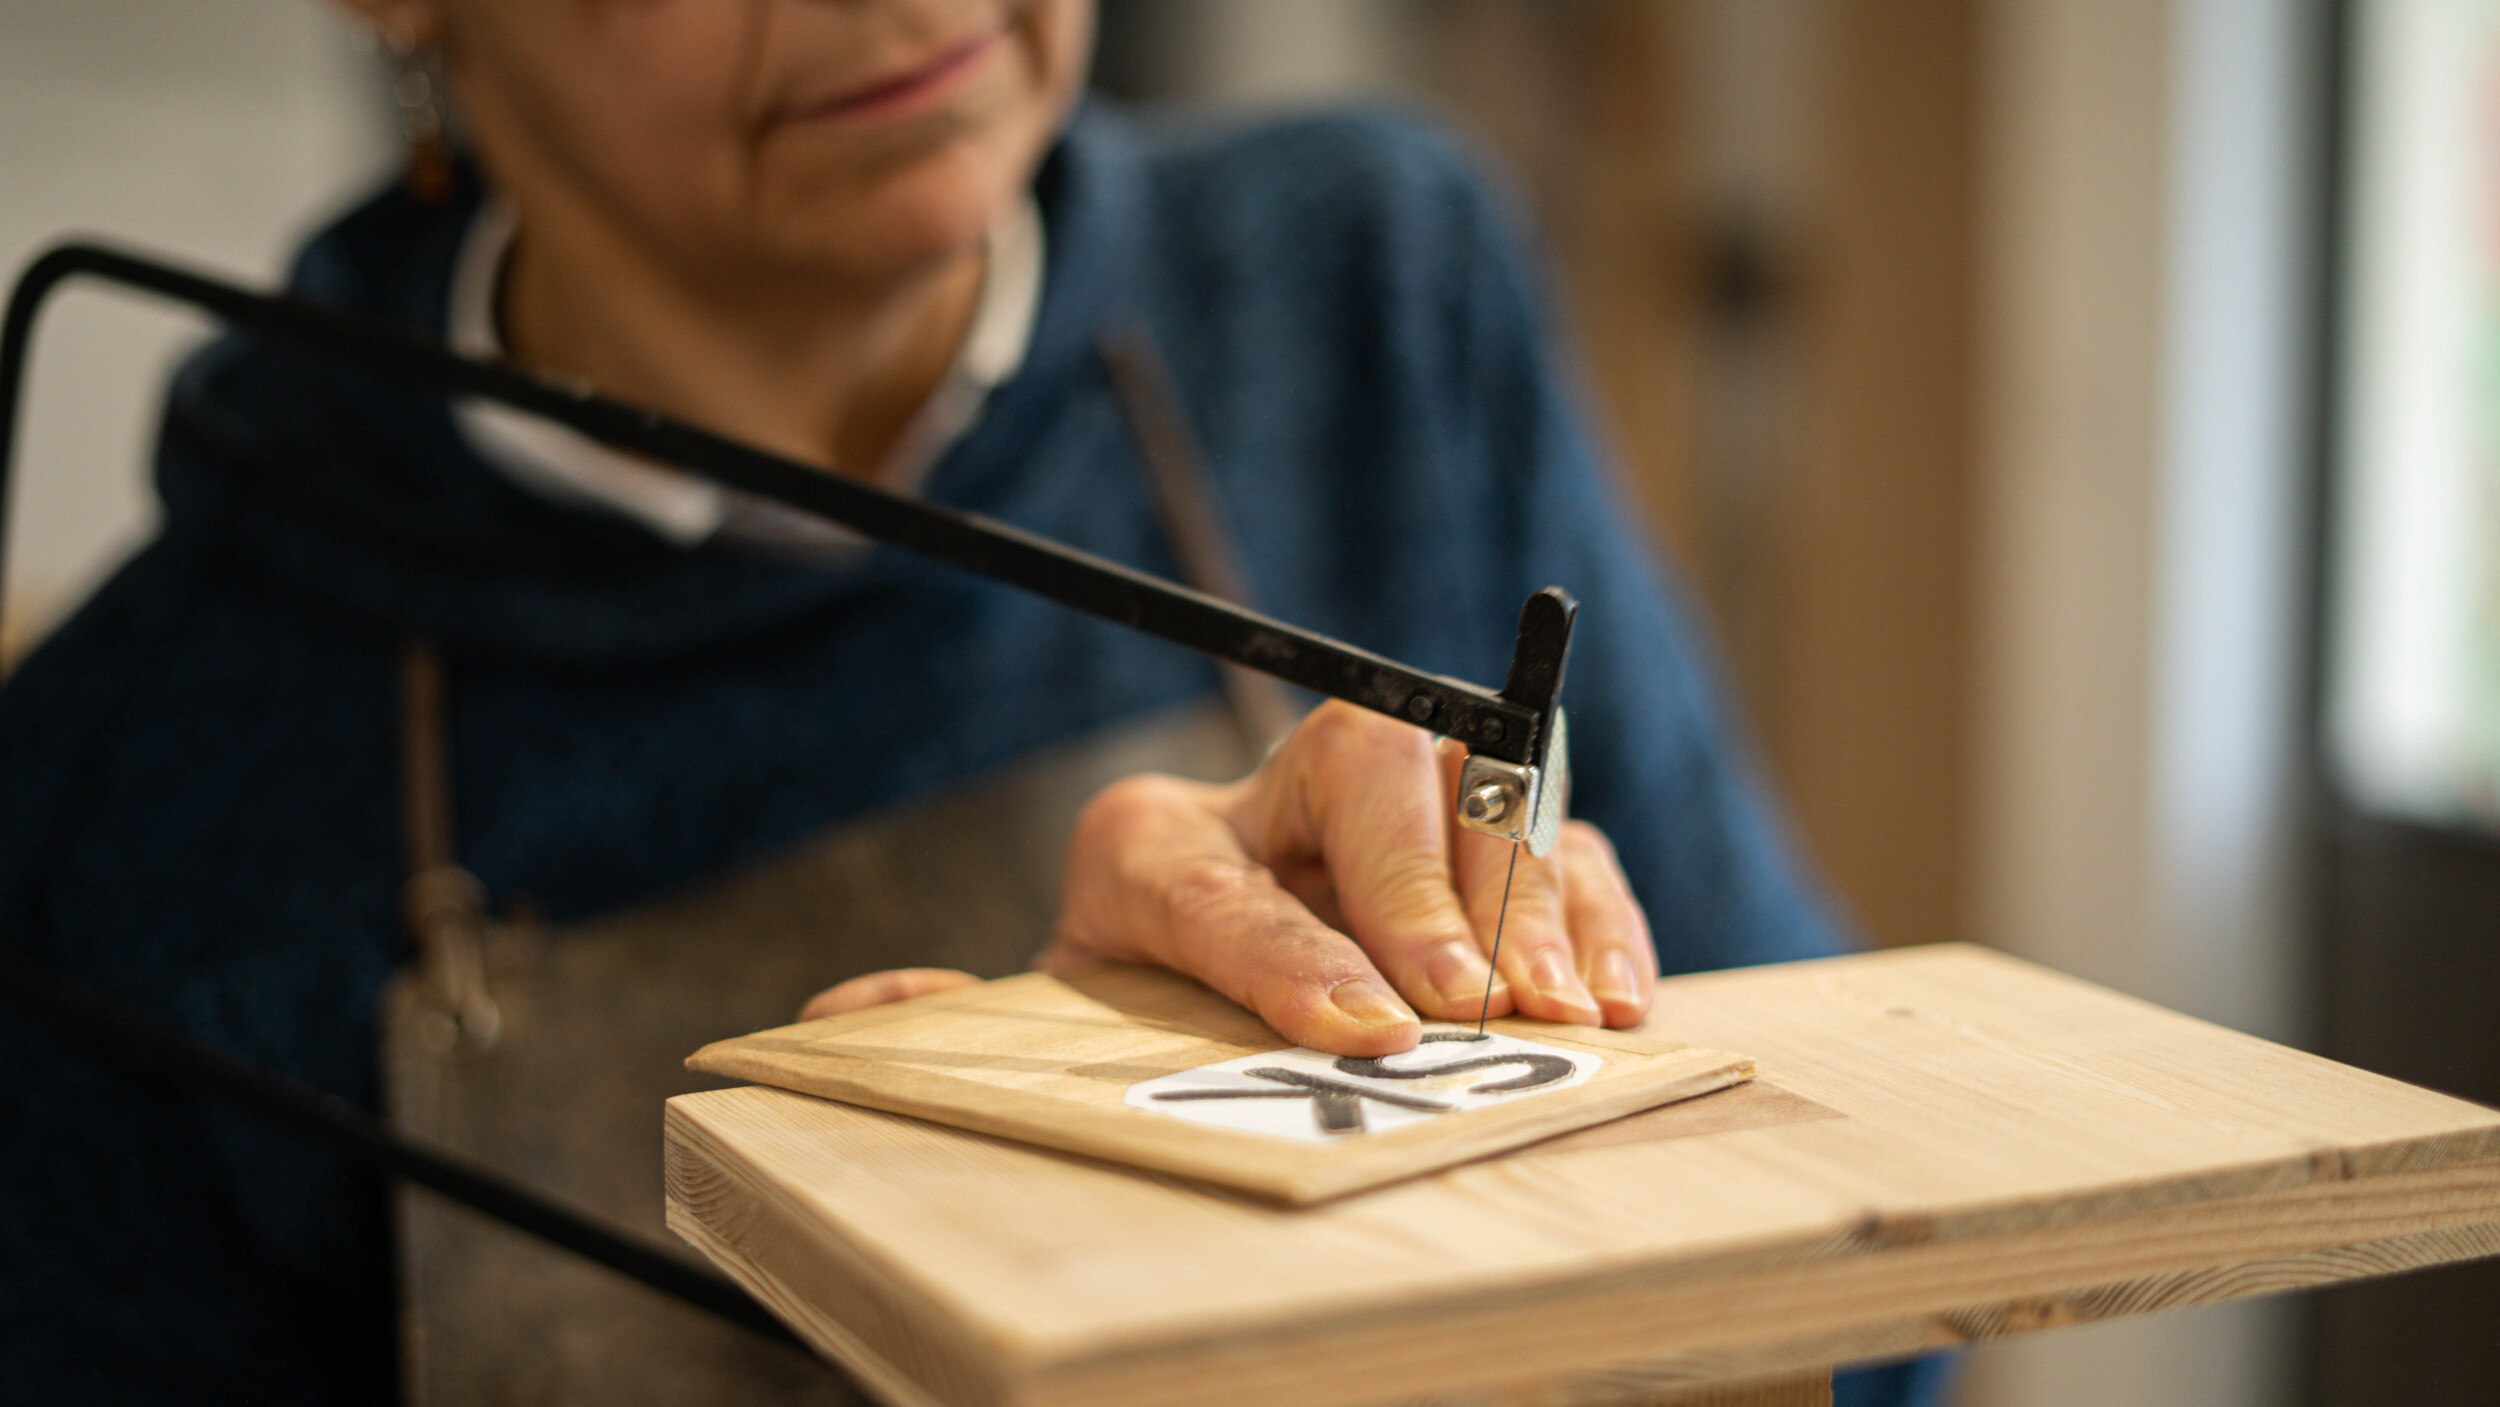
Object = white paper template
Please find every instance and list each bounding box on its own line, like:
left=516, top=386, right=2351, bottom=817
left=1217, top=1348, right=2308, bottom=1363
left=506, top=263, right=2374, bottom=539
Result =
left=1125, top=1025, right=1601, bottom=1143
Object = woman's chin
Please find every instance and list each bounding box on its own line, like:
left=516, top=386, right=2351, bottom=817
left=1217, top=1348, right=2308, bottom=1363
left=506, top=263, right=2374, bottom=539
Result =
left=757, top=143, right=1028, bottom=285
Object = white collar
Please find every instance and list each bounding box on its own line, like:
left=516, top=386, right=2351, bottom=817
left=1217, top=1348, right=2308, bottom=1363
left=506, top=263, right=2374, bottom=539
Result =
left=448, top=195, right=1045, bottom=549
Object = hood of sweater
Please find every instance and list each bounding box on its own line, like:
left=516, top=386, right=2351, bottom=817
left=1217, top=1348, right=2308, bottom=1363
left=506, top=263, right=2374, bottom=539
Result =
left=149, top=104, right=1145, bottom=669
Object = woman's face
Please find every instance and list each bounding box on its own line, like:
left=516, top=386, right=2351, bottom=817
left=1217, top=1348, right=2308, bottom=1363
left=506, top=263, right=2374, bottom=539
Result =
left=361, top=0, right=1092, bottom=290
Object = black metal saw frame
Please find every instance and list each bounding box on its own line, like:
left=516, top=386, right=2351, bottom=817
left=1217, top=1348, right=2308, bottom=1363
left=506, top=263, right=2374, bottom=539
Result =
left=0, top=242, right=1573, bottom=768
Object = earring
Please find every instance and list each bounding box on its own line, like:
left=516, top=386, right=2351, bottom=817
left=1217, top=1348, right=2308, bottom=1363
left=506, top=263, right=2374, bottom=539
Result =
left=382, top=27, right=456, bottom=208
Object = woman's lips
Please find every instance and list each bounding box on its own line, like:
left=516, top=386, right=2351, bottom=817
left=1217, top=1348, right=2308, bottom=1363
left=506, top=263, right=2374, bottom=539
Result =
left=787, top=28, right=1003, bottom=124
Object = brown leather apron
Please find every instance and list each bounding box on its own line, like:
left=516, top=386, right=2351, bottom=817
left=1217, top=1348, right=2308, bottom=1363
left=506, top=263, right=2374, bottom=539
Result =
left=379, top=332, right=1291, bottom=1404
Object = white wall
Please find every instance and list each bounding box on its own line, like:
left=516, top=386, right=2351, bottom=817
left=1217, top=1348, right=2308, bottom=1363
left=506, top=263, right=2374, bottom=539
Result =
left=1964, top=0, right=2317, bottom=1405
left=0, top=0, right=391, bottom=656
left=1135, top=0, right=1414, bottom=105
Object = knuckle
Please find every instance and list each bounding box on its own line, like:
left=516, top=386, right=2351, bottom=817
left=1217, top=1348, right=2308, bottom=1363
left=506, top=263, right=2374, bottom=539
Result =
left=1519, top=848, right=1572, bottom=905
left=1563, top=820, right=1621, bottom=868
left=1159, top=852, right=1267, bottom=935
left=1515, top=899, right=1571, bottom=941
left=1064, top=775, right=1224, bottom=955
left=1558, top=823, right=1650, bottom=941
left=1072, top=773, right=1191, bottom=850
left=1363, top=852, right=1463, bottom=927
left=1574, top=882, right=1654, bottom=960
left=1296, top=698, right=1429, bottom=771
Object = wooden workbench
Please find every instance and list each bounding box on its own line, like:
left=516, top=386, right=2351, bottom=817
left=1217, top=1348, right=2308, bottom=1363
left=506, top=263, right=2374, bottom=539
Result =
left=663, top=944, right=2500, bottom=1406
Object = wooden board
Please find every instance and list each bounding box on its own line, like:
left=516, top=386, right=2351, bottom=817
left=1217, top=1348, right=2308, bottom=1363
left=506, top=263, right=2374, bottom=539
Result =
left=666, top=945, right=2500, bottom=1407
left=687, top=963, right=1755, bottom=1203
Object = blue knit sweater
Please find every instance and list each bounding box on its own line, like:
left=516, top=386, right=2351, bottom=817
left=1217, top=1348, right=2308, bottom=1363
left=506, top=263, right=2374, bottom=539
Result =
left=0, top=104, right=1941, bottom=1405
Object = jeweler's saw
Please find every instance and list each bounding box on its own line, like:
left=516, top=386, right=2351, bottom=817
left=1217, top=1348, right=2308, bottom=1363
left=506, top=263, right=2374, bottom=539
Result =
left=1, top=241, right=1580, bottom=865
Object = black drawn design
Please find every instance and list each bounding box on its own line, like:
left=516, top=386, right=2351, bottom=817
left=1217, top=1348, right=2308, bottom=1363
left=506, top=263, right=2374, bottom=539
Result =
left=1151, top=1069, right=1451, bottom=1134
left=1333, top=1031, right=1577, bottom=1094
left=1148, top=1031, right=1581, bottom=1136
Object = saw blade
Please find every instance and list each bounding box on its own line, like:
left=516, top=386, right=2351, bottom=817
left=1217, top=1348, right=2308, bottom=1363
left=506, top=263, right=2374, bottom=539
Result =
left=1476, top=840, right=1523, bottom=1034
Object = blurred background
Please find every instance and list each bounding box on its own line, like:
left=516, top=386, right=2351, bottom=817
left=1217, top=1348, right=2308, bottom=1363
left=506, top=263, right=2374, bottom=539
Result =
left=2, top=1, right=2493, bottom=1404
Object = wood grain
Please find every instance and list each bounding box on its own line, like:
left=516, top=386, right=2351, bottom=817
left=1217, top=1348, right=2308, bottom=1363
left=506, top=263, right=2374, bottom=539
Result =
left=1646, top=1378, right=1830, bottom=1407
left=668, top=944, right=2500, bottom=1407
left=687, top=963, right=1756, bottom=1203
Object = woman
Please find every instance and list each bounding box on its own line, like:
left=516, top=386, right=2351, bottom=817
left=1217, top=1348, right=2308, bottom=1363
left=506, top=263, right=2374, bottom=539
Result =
left=0, top=2, right=1941, bottom=1403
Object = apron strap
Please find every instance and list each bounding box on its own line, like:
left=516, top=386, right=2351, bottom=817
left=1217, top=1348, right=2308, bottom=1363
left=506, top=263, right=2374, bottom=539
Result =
left=1100, top=325, right=1302, bottom=754
left=397, top=641, right=501, bottom=1051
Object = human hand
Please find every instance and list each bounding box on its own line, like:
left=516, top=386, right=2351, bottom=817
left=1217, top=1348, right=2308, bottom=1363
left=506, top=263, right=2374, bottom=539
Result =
left=1037, top=701, right=1655, bottom=1056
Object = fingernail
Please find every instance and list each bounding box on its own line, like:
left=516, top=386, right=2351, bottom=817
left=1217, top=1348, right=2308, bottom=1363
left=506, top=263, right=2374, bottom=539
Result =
left=1424, top=939, right=1504, bottom=1007
left=1331, top=979, right=1417, bottom=1030
left=1530, top=949, right=1600, bottom=1017
left=1589, top=949, right=1643, bottom=1004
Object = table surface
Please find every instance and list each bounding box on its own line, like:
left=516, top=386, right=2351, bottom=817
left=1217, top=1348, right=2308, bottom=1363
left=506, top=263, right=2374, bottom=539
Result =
left=664, top=944, right=2500, bottom=1407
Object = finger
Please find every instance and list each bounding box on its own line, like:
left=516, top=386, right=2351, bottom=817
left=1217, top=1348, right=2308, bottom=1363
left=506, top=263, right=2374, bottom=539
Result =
left=797, top=968, right=982, bottom=1022
left=1452, top=804, right=1598, bottom=1026
left=1559, top=822, right=1655, bottom=1026
left=1059, top=772, right=1421, bottom=1056
left=1235, top=704, right=1500, bottom=1022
